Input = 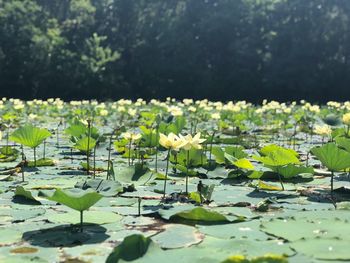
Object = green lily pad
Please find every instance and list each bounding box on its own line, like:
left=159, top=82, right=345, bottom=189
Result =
left=165, top=207, right=231, bottom=225
left=27, top=158, right=55, bottom=167
left=254, top=148, right=300, bottom=167
left=260, top=144, right=298, bottom=157
left=49, top=210, right=122, bottom=225
left=14, top=186, right=41, bottom=204
left=292, top=238, right=350, bottom=260
left=115, top=164, right=156, bottom=186
left=0, top=228, right=22, bottom=244
left=74, top=136, right=96, bottom=153
left=75, top=179, right=123, bottom=197
left=335, top=136, right=350, bottom=152
left=152, top=224, right=203, bottom=248
left=275, top=164, right=314, bottom=179
left=198, top=220, right=269, bottom=240
left=311, top=143, right=350, bottom=171
left=261, top=212, right=350, bottom=241
left=233, top=159, right=255, bottom=170
left=10, top=125, right=51, bottom=149
left=106, top=234, right=157, bottom=263
left=39, top=188, right=103, bottom=212
left=0, top=207, right=46, bottom=222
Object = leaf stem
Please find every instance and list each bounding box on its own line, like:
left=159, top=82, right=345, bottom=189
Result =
left=107, top=131, right=114, bottom=179
left=21, top=145, right=25, bottom=182
left=276, top=167, right=284, bottom=191
left=43, top=140, right=46, bottom=159
left=186, top=150, right=190, bottom=195
left=128, top=139, right=132, bottom=166
left=93, top=144, right=96, bottom=179
left=163, top=149, right=171, bottom=199
left=33, top=147, right=37, bottom=167
left=6, top=125, right=9, bottom=155
left=331, top=170, right=334, bottom=200
left=56, top=125, right=59, bottom=148
left=80, top=211, right=83, bottom=232
left=155, top=126, right=159, bottom=172
left=86, top=120, right=91, bottom=175
left=209, top=130, right=216, bottom=162
left=138, top=197, right=141, bottom=216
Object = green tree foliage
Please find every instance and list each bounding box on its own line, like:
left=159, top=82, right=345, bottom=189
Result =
left=0, top=0, right=350, bottom=101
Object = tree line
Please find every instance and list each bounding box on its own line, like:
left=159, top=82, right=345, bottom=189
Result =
left=0, top=0, right=349, bottom=102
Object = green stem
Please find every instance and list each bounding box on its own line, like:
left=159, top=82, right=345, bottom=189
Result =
left=209, top=130, right=216, bottom=162
left=93, top=145, right=96, bottom=179
left=56, top=125, right=59, bottom=148
left=163, top=149, right=171, bottom=199
left=292, top=123, right=297, bottom=150
left=186, top=150, right=190, bottom=195
left=21, top=145, right=25, bottom=182
left=43, top=140, right=46, bottom=159
left=149, top=126, right=153, bottom=148
left=276, top=168, right=284, bottom=191
left=33, top=147, right=37, bottom=167
left=138, top=197, right=141, bottom=216
left=198, top=182, right=203, bottom=204
left=86, top=121, right=91, bottom=175
left=80, top=211, right=83, bottom=232
left=155, top=147, right=158, bottom=172
left=155, top=126, right=159, bottom=172
left=137, top=142, right=141, bottom=164
left=107, top=134, right=113, bottom=180
left=6, top=126, right=9, bottom=155
left=331, top=171, right=334, bottom=201
left=128, top=139, right=132, bottom=166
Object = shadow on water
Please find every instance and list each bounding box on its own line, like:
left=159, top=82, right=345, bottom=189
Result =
left=59, top=150, right=84, bottom=156
left=57, top=170, right=87, bottom=176
left=247, top=189, right=298, bottom=200
left=23, top=167, right=40, bottom=173
left=12, top=195, right=42, bottom=205
left=22, top=224, right=109, bottom=247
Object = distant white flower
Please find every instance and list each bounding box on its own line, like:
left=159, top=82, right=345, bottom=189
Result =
left=121, top=132, right=142, bottom=141
left=343, top=113, right=350, bottom=125
left=314, top=125, right=332, bottom=136
left=29, top=114, right=37, bottom=120
left=99, top=109, right=108, bottom=116
left=168, top=106, right=183, bottom=117
left=188, top=106, right=196, bottom=112
left=128, top=108, right=137, bottom=117
left=179, top=132, right=206, bottom=150
left=211, top=112, right=220, bottom=120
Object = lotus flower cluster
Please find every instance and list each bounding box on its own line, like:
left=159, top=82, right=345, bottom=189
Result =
left=343, top=113, right=350, bottom=125
left=159, top=132, right=206, bottom=197
left=314, top=125, right=332, bottom=137
left=121, top=132, right=142, bottom=142
left=159, top=132, right=206, bottom=151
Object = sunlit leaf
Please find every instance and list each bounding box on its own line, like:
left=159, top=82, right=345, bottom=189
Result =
left=10, top=125, right=51, bottom=148
left=311, top=143, right=350, bottom=171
